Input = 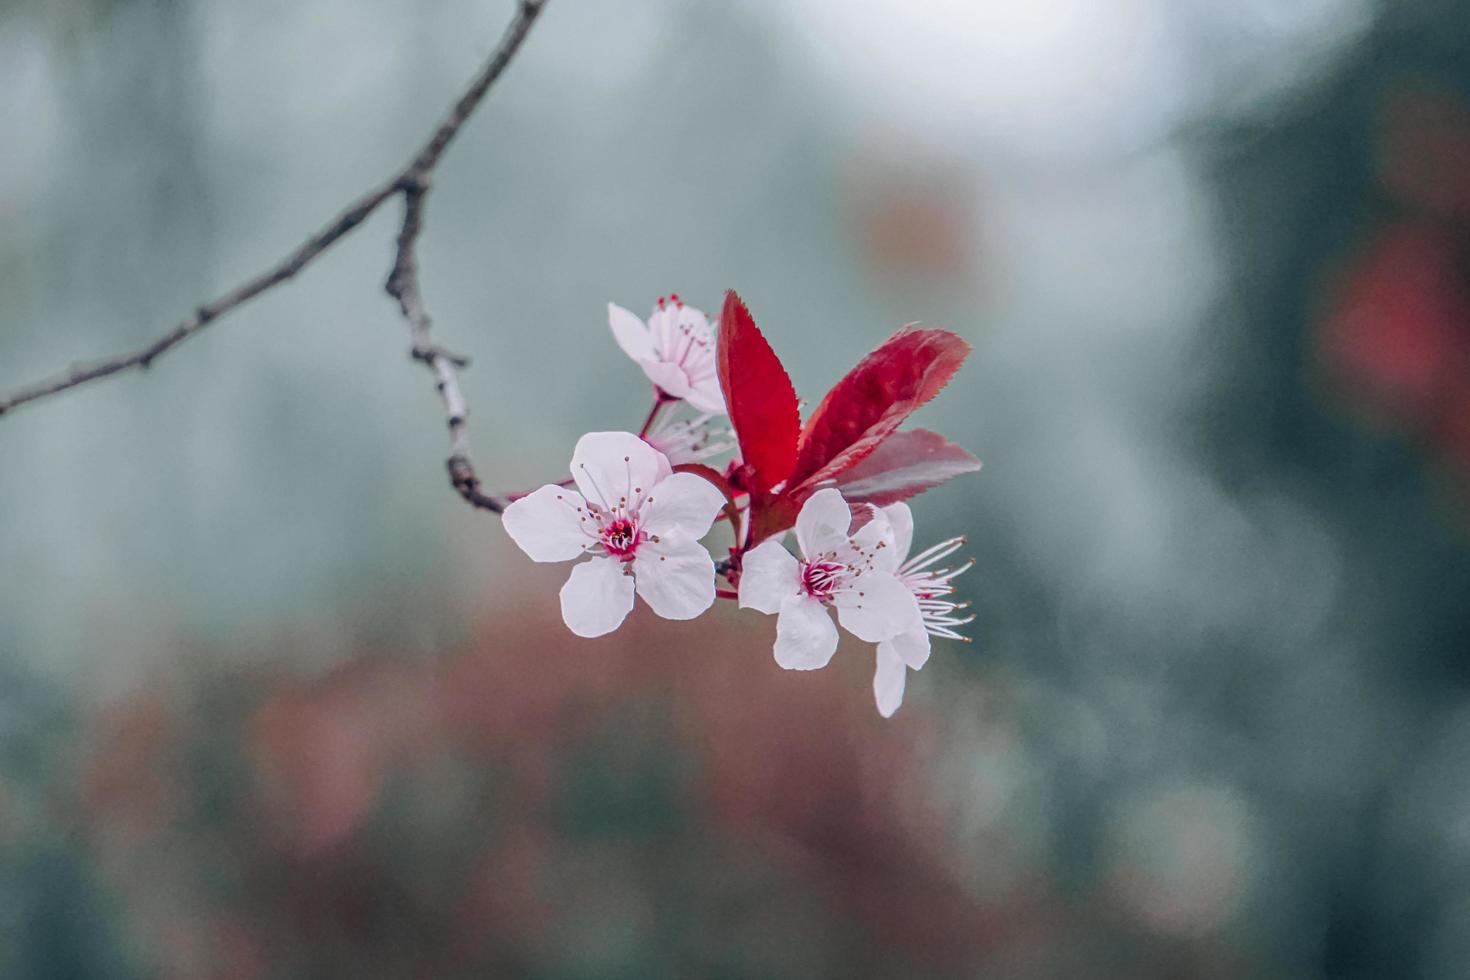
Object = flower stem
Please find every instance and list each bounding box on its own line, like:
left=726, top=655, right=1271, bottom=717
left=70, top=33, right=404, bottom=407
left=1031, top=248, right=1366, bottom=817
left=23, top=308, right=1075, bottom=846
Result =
left=637, top=390, right=674, bottom=438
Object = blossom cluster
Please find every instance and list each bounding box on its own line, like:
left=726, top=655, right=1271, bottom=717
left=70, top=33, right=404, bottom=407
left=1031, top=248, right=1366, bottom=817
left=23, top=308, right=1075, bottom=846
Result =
left=502, top=292, right=981, bottom=717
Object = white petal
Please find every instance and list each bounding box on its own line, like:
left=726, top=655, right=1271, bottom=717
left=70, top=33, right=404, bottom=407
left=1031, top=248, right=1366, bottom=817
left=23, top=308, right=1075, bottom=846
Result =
left=882, top=502, right=914, bottom=565
left=833, top=571, right=921, bottom=643
left=609, top=303, right=656, bottom=363
left=844, top=504, right=899, bottom=573
left=641, top=472, right=726, bottom=539
left=633, top=537, right=715, bottom=620
left=873, top=643, right=908, bottom=718
left=571, top=432, right=669, bottom=512
left=501, top=484, right=592, bottom=562
left=737, top=539, right=800, bottom=615
left=639, top=359, right=696, bottom=402
left=672, top=307, right=716, bottom=363
left=559, top=556, right=635, bottom=638
left=675, top=303, right=713, bottom=337
left=683, top=377, right=727, bottom=416
left=885, top=626, right=931, bottom=670
left=774, top=593, right=839, bottom=670
left=795, top=488, right=853, bottom=558
left=649, top=303, right=680, bottom=358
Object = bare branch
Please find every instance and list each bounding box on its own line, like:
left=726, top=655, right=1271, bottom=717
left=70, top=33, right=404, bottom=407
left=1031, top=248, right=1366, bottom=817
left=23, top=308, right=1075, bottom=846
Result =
left=407, top=0, right=547, bottom=178
left=0, top=0, right=551, bottom=519
left=385, top=179, right=506, bottom=512
left=0, top=182, right=397, bottom=415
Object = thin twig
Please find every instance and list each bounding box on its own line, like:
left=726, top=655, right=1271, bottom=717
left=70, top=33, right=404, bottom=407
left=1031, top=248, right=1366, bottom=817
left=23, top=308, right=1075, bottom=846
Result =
left=0, top=0, right=549, bottom=514
left=0, top=182, right=397, bottom=414
left=386, top=181, right=506, bottom=511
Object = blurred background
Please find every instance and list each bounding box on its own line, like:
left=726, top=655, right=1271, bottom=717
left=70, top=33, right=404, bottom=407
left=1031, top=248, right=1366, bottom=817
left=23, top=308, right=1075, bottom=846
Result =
left=3, top=0, right=1470, bottom=975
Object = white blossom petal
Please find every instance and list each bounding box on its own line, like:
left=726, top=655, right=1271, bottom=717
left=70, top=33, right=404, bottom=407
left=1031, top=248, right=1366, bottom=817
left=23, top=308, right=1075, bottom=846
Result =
left=571, top=432, right=668, bottom=512
left=882, top=502, right=914, bottom=565
left=559, top=556, right=635, bottom=638
left=633, top=537, right=715, bottom=620
left=649, top=303, right=681, bottom=358
left=608, top=302, right=656, bottom=363
left=674, top=303, right=711, bottom=336
left=845, top=504, right=899, bottom=573
left=501, top=485, right=593, bottom=562
left=873, top=642, right=908, bottom=718
left=683, top=376, right=727, bottom=415
left=795, top=488, right=853, bottom=558
left=641, top=472, right=725, bottom=539
left=774, top=593, right=839, bottom=670
left=884, top=626, right=931, bottom=670
left=832, top=571, right=921, bottom=643
left=738, top=539, right=800, bottom=614
left=639, top=359, right=696, bottom=402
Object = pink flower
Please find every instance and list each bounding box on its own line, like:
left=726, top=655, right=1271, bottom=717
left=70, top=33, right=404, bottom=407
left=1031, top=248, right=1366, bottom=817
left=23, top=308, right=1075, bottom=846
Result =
left=871, top=503, right=973, bottom=717
left=502, top=432, right=726, bottom=637
left=737, top=488, right=922, bottom=671
left=608, top=295, right=726, bottom=414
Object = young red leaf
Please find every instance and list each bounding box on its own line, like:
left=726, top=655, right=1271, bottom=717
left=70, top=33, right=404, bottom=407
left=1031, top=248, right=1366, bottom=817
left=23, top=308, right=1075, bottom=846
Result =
left=745, top=491, right=800, bottom=549
left=831, top=428, right=981, bottom=506
left=787, top=327, right=970, bottom=489
left=716, top=291, right=800, bottom=494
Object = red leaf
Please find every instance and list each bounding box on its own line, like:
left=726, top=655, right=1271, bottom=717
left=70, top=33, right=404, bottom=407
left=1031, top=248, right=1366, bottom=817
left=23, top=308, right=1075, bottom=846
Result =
left=789, top=327, right=970, bottom=490
left=745, top=491, right=800, bottom=549
left=716, top=291, right=800, bottom=494
left=832, top=428, right=981, bottom=506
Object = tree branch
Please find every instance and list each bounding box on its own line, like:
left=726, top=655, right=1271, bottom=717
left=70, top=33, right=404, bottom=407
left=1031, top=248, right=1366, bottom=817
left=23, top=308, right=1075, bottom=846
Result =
left=0, top=182, right=398, bottom=415
left=386, top=179, right=508, bottom=512
left=0, top=0, right=548, bottom=513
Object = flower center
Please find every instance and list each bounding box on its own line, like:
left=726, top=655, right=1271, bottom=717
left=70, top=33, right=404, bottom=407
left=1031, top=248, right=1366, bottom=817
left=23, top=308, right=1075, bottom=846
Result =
left=800, top=559, right=846, bottom=600
left=602, top=517, right=641, bottom=560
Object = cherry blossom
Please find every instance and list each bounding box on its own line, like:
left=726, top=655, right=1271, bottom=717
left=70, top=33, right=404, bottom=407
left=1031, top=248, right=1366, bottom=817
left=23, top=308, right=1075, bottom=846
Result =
left=872, top=502, right=974, bottom=717
left=643, top=409, right=736, bottom=467
left=608, top=295, right=726, bottom=414
left=499, top=291, right=983, bottom=716
left=502, top=432, right=726, bottom=637
left=738, top=488, right=922, bottom=671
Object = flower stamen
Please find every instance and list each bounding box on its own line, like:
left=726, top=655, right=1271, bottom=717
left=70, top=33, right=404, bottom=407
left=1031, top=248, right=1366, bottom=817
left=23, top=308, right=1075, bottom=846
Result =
left=601, top=516, right=641, bottom=560
left=800, top=558, right=847, bottom=600
left=896, top=534, right=975, bottom=640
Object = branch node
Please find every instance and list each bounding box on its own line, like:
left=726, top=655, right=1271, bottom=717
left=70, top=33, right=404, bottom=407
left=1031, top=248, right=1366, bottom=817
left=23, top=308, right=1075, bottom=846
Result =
left=412, top=344, right=471, bottom=368
left=447, top=454, right=508, bottom=512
